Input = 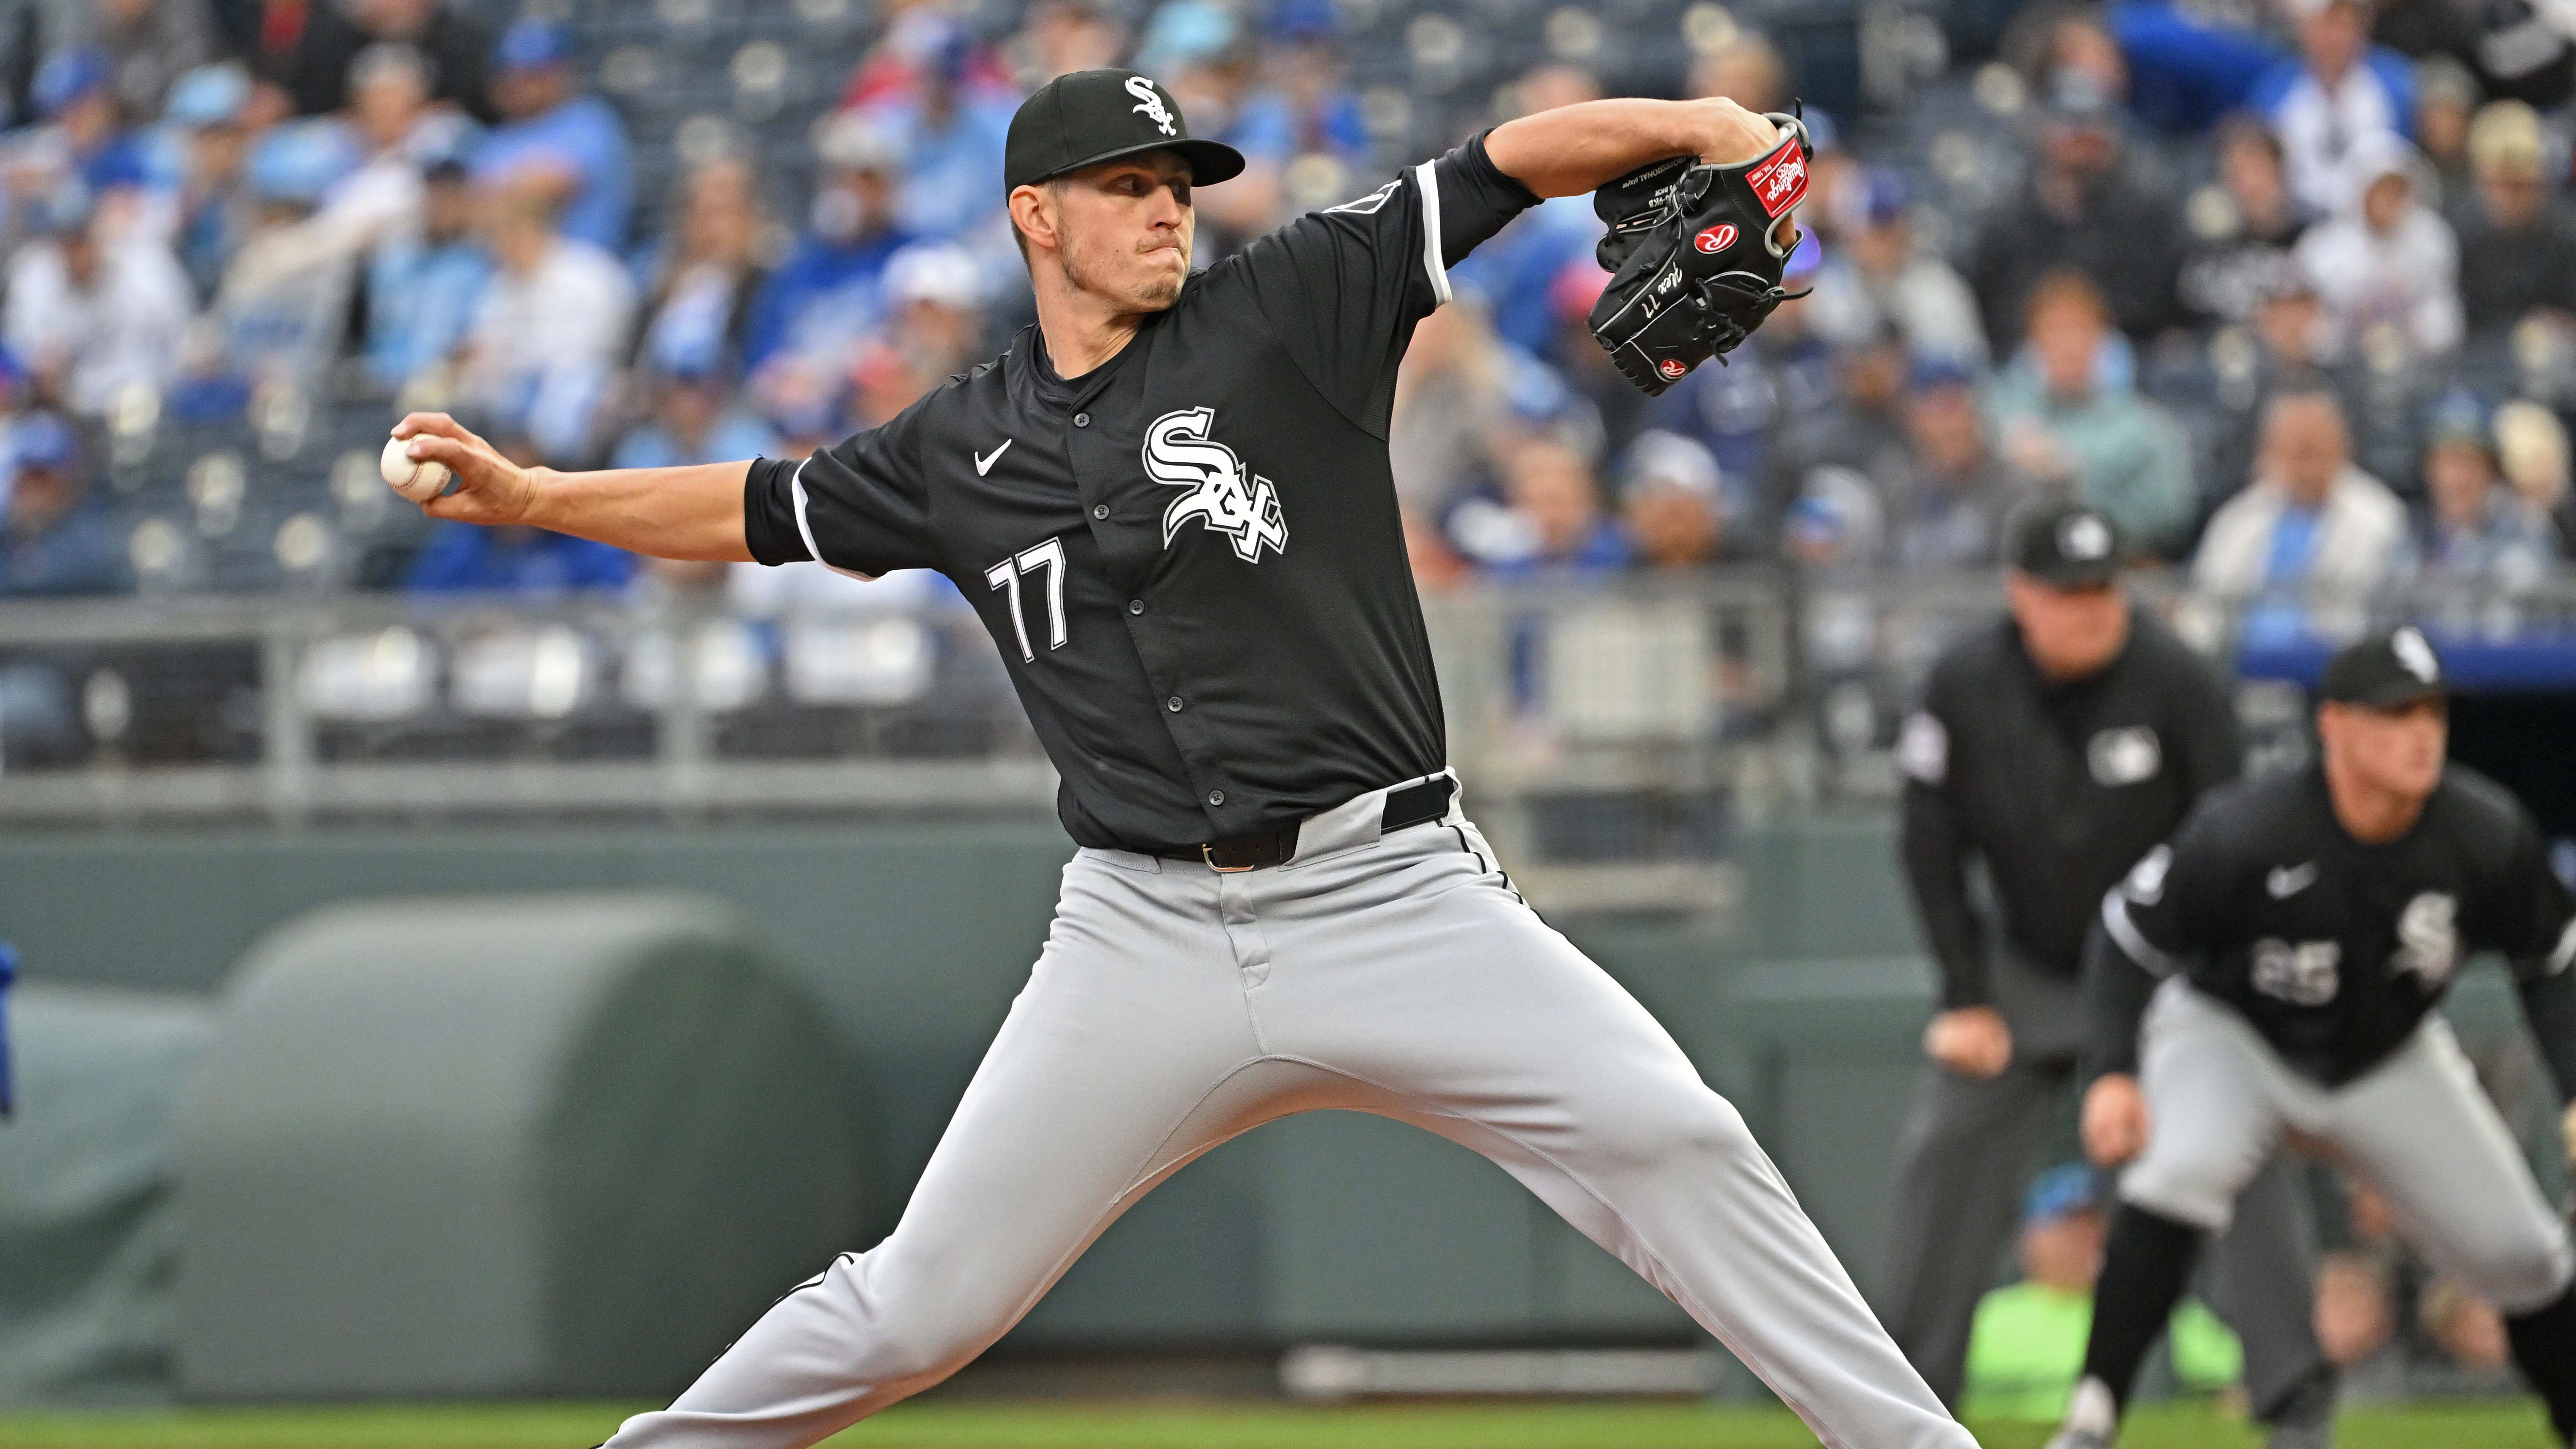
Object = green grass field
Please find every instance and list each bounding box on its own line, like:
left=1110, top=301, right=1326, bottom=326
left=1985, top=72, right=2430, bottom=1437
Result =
left=0, top=1400, right=2549, bottom=1449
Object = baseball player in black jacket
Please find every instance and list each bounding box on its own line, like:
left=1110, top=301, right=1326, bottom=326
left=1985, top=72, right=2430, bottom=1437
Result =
left=2052, top=627, right=2576, bottom=1449
left=391, top=69, right=1974, bottom=1449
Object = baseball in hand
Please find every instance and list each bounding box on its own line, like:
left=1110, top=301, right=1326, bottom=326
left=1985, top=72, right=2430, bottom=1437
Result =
left=381, top=435, right=452, bottom=503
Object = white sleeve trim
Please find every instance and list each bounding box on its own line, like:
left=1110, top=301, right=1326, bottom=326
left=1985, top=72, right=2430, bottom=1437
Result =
left=2101, top=891, right=2183, bottom=979
left=788, top=459, right=879, bottom=582
left=1412, top=159, right=1451, bottom=307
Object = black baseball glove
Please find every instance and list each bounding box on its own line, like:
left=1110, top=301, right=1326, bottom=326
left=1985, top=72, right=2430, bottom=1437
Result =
left=1587, top=113, right=1813, bottom=396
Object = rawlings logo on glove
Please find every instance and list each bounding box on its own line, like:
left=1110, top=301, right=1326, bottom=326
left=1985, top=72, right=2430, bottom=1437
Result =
left=1587, top=112, right=1813, bottom=397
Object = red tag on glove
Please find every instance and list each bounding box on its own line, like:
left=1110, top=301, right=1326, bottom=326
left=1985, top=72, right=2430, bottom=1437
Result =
left=1743, top=138, right=1808, bottom=219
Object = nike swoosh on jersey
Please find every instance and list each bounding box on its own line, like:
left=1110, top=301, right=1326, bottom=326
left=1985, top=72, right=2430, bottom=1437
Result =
left=975, top=440, right=1014, bottom=476
left=2267, top=862, right=2319, bottom=899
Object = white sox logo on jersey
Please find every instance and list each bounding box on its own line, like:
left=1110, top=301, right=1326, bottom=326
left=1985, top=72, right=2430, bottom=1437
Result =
left=1144, top=407, right=1288, bottom=562
left=2390, top=891, right=2460, bottom=988
left=1126, top=75, right=1177, bottom=136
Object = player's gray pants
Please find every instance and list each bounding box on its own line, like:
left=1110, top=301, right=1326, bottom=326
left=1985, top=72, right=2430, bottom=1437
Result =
left=2123, top=978, right=2575, bottom=1315
left=1880, top=955, right=2324, bottom=1414
left=605, top=774, right=1972, bottom=1449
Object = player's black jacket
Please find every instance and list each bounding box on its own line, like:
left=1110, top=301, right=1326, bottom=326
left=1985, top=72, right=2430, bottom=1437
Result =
left=741, top=138, right=1537, bottom=852
left=2089, top=762, right=2576, bottom=1089
left=1899, top=611, right=2242, bottom=1009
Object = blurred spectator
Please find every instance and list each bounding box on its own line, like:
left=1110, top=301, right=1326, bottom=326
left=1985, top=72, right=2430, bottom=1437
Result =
left=2100, top=0, right=2281, bottom=135
left=877, top=242, right=986, bottom=377
left=2193, top=388, right=2409, bottom=636
left=635, top=157, right=771, bottom=382
left=2294, top=135, right=2459, bottom=357
left=1618, top=431, right=1739, bottom=569
left=1886, top=359, right=2029, bottom=572
left=1962, top=1166, right=2242, bottom=1420
left=746, top=114, right=913, bottom=376
left=2177, top=116, right=2308, bottom=327
left=1781, top=464, right=1885, bottom=570
left=21, top=47, right=154, bottom=200
left=1452, top=437, right=1629, bottom=574
left=2254, top=0, right=2414, bottom=220
left=2453, top=101, right=2576, bottom=344
left=474, top=18, right=632, bottom=252
left=458, top=182, right=634, bottom=462
left=1764, top=324, right=1913, bottom=516
left=0, top=413, right=125, bottom=596
left=258, top=0, right=496, bottom=122
left=1969, top=76, right=2183, bottom=344
left=1005, top=0, right=1127, bottom=89
left=2409, top=396, right=2558, bottom=587
left=860, top=16, right=1014, bottom=244
left=2381, top=0, right=2575, bottom=110
left=1986, top=272, right=2196, bottom=553
left=1690, top=30, right=1788, bottom=116
left=85, top=0, right=220, bottom=120
left=1392, top=298, right=1509, bottom=515
left=363, top=156, right=487, bottom=391
left=612, top=350, right=779, bottom=472
left=1808, top=168, right=1988, bottom=366
left=2495, top=397, right=2576, bottom=555
left=2413, top=57, right=2478, bottom=227
left=1258, top=0, right=1368, bottom=168
left=3, top=187, right=192, bottom=416
left=160, top=61, right=258, bottom=301
left=408, top=437, right=634, bottom=593
left=841, top=3, right=1018, bottom=113
left=318, top=43, right=467, bottom=249
left=214, top=119, right=364, bottom=389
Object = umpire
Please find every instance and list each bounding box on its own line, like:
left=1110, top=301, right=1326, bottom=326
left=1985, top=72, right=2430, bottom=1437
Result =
left=1878, top=501, right=2335, bottom=1442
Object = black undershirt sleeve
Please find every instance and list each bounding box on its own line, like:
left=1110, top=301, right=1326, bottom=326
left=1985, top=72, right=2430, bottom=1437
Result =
left=1436, top=130, right=1544, bottom=267
left=743, top=456, right=806, bottom=566
left=2519, top=969, right=2576, bottom=1105
left=2083, top=915, right=2163, bottom=1082
left=1901, top=780, right=1991, bottom=1010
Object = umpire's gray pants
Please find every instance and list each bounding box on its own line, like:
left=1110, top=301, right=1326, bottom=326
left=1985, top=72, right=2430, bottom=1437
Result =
left=2123, top=979, right=2574, bottom=1316
left=1880, top=955, right=2323, bottom=1414
left=605, top=774, right=1972, bottom=1449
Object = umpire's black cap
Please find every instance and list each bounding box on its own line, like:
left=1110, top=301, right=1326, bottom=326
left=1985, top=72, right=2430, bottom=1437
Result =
left=1003, top=69, right=1245, bottom=192
left=2321, top=626, right=2448, bottom=709
left=2004, top=498, right=2122, bottom=588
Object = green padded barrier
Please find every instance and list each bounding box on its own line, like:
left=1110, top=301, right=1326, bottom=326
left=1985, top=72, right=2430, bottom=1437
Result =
left=0, top=986, right=210, bottom=1407
left=175, top=893, right=862, bottom=1400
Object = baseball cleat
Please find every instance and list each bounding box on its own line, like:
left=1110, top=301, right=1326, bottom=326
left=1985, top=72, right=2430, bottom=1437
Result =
left=2044, top=1376, right=2119, bottom=1449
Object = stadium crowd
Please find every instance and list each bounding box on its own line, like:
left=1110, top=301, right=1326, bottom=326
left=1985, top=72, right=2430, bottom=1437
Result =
left=1, top=0, right=2575, bottom=617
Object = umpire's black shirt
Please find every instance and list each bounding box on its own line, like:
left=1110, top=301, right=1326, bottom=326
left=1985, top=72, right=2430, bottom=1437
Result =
left=742, top=138, right=1538, bottom=852
left=1900, top=609, right=2243, bottom=1009
left=2095, top=762, right=2576, bottom=1087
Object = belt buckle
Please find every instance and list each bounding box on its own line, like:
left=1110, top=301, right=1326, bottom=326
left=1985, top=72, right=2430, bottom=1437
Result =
left=1202, top=843, right=1257, bottom=874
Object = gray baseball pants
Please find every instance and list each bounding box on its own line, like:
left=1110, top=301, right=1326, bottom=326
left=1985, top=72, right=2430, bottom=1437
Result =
left=605, top=773, right=1972, bottom=1449
left=2123, top=978, right=2573, bottom=1316
left=1881, top=953, right=2325, bottom=1413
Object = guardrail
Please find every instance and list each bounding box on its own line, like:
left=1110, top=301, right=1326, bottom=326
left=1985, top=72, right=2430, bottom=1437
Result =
left=3, top=573, right=2570, bottom=900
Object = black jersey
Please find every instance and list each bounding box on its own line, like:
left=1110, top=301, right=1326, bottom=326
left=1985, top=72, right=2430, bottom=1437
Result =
left=741, top=138, right=1538, bottom=852
left=2094, top=763, right=2576, bottom=1085
left=1899, top=610, right=2243, bottom=1006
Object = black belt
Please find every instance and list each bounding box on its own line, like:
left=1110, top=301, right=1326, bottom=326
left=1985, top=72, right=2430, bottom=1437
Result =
left=1153, top=776, right=1456, bottom=872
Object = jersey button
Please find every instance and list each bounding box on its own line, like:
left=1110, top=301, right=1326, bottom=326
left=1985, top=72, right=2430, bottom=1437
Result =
left=1091, top=504, right=1109, bottom=520
left=1207, top=790, right=1226, bottom=807
left=1073, top=413, right=1090, bottom=427
left=1128, top=599, right=1145, bottom=615
left=1166, top=695, right=1185, bottom=712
